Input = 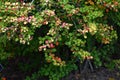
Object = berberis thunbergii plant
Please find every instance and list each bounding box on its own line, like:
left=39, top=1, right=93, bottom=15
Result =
left=0, top=0, right=119, bottom=80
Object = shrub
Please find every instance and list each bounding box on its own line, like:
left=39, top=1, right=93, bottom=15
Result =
left=0, top=0, right=120, bottom=80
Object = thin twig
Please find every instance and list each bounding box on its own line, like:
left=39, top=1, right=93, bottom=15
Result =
left=71, top=17, right=78, bottom=30
left=0, top=64, right=3, bottom=72
left=30, top=0, right=35, bottom=5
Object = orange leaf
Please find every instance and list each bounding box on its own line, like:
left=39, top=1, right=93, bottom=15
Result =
left=1, top=77, right=6, bottom=80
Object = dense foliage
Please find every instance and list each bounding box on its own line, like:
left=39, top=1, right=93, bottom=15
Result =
left=0, top=0, right=120, bottom=80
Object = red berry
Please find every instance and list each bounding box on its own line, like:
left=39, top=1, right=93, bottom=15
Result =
left=50, top=43, right=55, bottom=48
left=45, top=40, right=49, bottom=44
left=105, top=9, right=109, bottom=13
